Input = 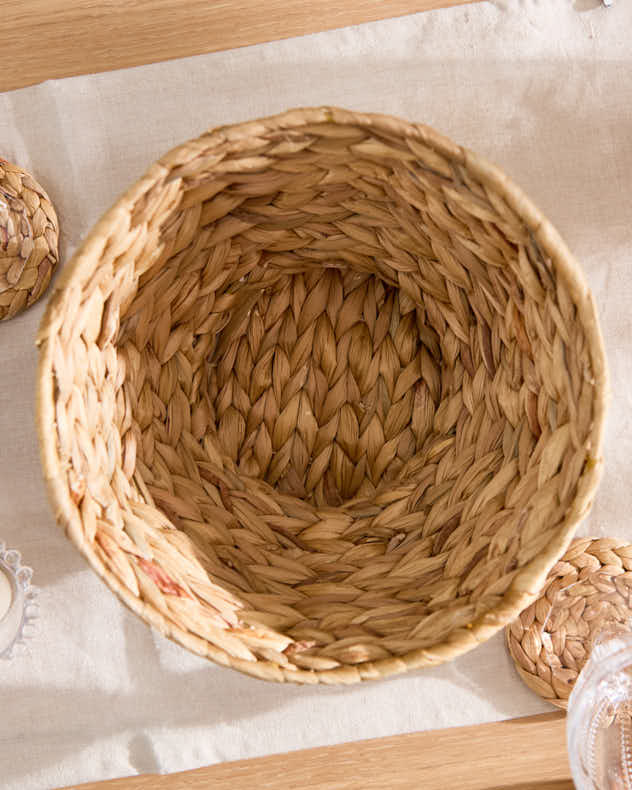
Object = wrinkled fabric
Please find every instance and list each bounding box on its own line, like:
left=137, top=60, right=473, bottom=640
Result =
left=0, top=0, right=629, bottom=786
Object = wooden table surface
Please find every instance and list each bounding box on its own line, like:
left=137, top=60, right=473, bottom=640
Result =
left=2, top=0, right=475, bottom=93
left=3, top=1, right=573, bottom=788
left=65, top=712, right=572, bottom=790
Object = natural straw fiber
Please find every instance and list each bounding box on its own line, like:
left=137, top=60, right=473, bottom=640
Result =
left=507, top=538, right=632, bottom=709
left=36, top=107, right=607, bottom=683
left=0, top=159, right=59, bottom=321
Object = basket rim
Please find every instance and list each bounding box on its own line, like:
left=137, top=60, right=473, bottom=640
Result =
left=35, top=106, right=608, bottom=684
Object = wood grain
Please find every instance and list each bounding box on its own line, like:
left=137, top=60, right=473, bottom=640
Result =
left=1, top=0, right=478, bottom=92
left=65, top=712, right=572, bottom=790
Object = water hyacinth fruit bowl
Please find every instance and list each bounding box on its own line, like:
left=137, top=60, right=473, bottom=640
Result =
left=36, top=107, right=607, bottom=684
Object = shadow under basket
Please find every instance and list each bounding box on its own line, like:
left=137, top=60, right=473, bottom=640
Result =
left=36, top=107, right=607, bottom=684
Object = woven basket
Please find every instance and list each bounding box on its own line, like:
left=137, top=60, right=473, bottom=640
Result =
left=36, top=107, right=607, bottom=684
left=1, top=159, right=59, bottom=321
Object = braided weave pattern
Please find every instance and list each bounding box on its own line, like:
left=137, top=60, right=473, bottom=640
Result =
left=209, top=271, right=440, bottom=506
left=507, top=538, right=632, bottom=708
left=37, top=108, right=606, bottom=683
left=0, top=159, right=58, bottom=321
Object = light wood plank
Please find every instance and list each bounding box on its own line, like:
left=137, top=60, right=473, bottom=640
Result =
left=1, top=0, right=478, bottom=92
left=64, top=712, right=572, bottom=790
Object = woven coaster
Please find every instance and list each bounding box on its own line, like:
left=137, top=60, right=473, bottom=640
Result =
left=0, top=159, right=59, bottom=321
left=506, top=538, right=632, bottom=709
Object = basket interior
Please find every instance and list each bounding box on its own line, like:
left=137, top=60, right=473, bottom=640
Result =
left=44, top=111, right=601, bottom=678
left=203, top=269, right=443, bottom=507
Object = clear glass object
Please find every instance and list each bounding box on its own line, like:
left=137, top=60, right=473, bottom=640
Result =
left=561, top=570, right=632, bottom=789
left=0, top=541, right=37, bottom=658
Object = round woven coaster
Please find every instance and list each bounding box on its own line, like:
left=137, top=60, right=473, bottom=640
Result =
left=0, top=159, right=59, bottom=321
left=506, top=537, right=632, bottom=709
